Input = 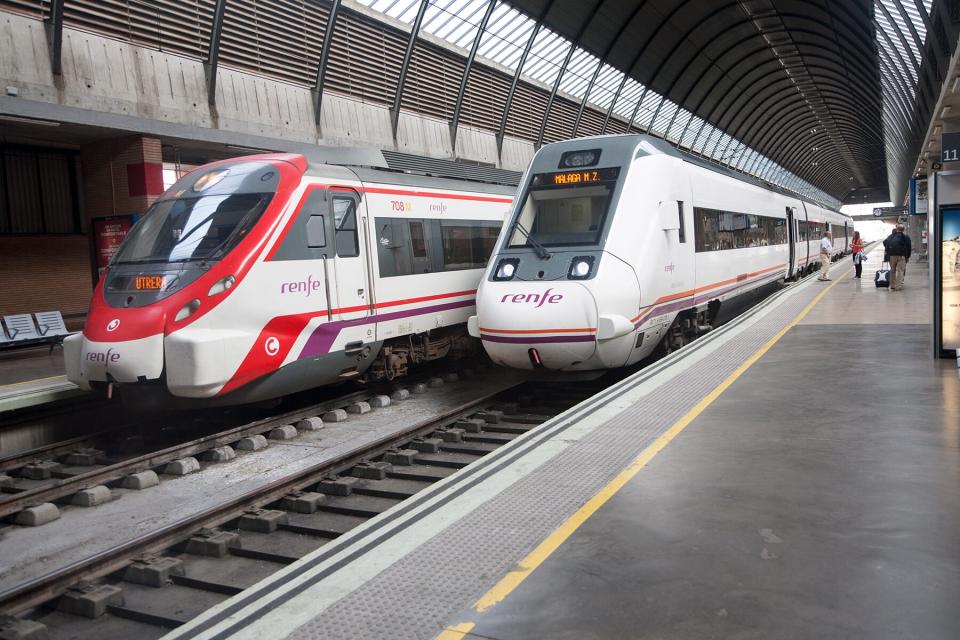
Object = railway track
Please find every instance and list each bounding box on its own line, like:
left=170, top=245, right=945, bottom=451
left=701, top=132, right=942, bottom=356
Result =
left=0, top=374, right=605, bottom=639
left=0, top=387, right=378, bottom=522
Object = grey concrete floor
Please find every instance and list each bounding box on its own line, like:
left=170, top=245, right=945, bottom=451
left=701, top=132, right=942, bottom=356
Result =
left=466, top=258, right=960, bottom=640
left=0, top=345, right=65, bottom=386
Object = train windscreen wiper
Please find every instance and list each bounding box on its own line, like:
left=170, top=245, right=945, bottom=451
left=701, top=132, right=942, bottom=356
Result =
left=512, top=221, right=551, bottom=260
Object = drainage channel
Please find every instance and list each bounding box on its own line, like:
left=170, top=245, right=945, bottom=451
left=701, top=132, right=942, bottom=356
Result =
left=0, top=377, right=606, bottom=639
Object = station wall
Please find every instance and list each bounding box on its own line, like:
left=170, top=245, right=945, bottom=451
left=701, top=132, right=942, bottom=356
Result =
left=0, top=10, right=536, bottom=172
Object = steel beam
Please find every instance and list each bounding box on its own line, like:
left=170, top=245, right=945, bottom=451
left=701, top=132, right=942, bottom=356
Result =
left=449, top=0, right=497, bottom=151
left=641, top=1, right=740, bottom=138
left=601, top=0, right=693, bottom=134
left=535, top=41, right=576, bottom=148
left=536, top=1, right=606, bottom=150
left=206, top=0, right=228, bottom=106
left=391, top=0, right=430, bottom=140
left=572, top=1, right=649, bottom=137
left=496, top=0, right=554, bottom=156
left=313, top=0, right=343, bottom=124
left=47, top=0, right=65, bottom=76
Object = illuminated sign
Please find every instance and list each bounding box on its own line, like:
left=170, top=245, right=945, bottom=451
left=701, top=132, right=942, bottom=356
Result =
left=941, top=208, right=960, bottom=352
left=531, top=167, right=620, bottom=188
left=135, top=275, right=166, bottom=290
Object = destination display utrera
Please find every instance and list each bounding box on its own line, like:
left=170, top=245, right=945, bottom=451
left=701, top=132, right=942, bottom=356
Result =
left=942, top=208, right=960, bottom=350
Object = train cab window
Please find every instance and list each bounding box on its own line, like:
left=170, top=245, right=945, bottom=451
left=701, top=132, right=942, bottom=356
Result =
left=306, top=215, right=326, bottom=248
left=677, top=201, right=686, bottom=243
left=333, top=196, right=359, bottom=258
left=510, top=184, right=613, bottom=247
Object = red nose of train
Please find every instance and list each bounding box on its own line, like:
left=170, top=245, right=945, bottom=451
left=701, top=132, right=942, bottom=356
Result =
left=65, top=293, right=167, bottom=389
left=474, top=283, right=598, bottom=369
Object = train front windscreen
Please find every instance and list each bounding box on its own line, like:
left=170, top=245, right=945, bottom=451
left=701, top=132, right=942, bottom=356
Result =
left=103, top=161, right=280, bottom=307
left=508, top=167, right=620, bottom=248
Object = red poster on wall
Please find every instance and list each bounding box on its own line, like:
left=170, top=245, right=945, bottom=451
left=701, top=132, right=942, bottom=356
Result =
left=92, top=216, right=133, bottom=279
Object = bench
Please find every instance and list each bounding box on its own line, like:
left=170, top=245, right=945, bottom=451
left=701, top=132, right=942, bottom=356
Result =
left=1, top=311, right=73, bottom=352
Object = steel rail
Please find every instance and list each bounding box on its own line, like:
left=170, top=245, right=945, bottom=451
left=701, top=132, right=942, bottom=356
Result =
left=0, top=390, right=371, bottom=520
left=0, top=384, right=519, bottom=615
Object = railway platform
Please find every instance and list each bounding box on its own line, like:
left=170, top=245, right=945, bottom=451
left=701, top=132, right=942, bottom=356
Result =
left=165, top=242, right=959, bottom=640
left=0, top=347, right=79, bottom=413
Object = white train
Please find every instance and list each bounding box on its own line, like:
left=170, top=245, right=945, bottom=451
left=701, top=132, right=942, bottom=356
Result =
left=65, top=153, right=513, bottom=405
left=469, top=134, right=851, bottom=371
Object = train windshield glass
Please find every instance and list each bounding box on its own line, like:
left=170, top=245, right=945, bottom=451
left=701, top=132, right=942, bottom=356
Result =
left=508, top=184, right=614, bottom=248
left=113, top=162, right=279, bottom=265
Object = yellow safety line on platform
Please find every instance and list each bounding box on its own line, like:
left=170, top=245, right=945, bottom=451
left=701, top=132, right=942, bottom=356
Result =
left=436, top=267, right=850, bottom=638
left=434, top=622, right=477, bottom=639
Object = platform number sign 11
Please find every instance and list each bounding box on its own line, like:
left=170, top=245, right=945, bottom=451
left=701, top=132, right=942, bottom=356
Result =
left=942, top=132, right=960, bottom=163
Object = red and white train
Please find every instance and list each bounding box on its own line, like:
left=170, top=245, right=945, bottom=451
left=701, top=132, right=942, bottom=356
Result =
left=470, top=134, right=852, bottom=371
left=65, top=154, right=513, bottom=405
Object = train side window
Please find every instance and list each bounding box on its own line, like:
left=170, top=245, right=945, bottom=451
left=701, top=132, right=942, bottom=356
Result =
left=693, top=207, right=719, bottom=252
left=410, top=221, right=427, bottom=258
left=333, top=197, right=359, bottom=258
left=441, top=222, right=500, bottom=271
left=677, top=201, right=686, bottom=243
left=306, top=215, right=326, bottom=248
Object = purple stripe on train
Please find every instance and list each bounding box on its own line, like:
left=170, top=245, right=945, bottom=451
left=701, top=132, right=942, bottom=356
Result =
left=297, top=298, right=476, bottom=359
left=634, top=269, right=785, bottom=329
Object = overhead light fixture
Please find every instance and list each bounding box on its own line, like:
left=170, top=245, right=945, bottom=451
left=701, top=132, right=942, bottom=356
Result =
left=941, top=105, right=952, bottom=119
left=934, top=125, right=943, bottom=136
left=952, top=77, right=960, bottom=94
left=0, top=114, right=60, bottom=127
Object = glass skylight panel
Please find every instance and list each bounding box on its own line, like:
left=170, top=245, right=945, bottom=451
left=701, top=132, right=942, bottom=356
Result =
left=557, top=51, right=598, bottom=99
left=632, top=91, right=662, bottom=130
left=355, top=0, right=840, bottom=205
left=586, top=65, right=622, bottom=111
left=611, top=79, right=644, bottom=121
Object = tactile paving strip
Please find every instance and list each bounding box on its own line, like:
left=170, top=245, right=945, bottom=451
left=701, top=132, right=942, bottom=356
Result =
left=286, top=280, right=826, bottom=640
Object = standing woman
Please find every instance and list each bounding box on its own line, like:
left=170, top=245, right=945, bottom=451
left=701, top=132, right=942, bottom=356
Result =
left=851, top=231, right=864, bottom=278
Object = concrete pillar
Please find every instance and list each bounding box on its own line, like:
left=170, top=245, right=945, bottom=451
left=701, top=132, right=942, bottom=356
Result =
left=80, top=135, right=163, bottom=221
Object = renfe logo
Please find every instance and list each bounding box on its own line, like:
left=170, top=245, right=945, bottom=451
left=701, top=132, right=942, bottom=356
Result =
left=86, top=348, right=120, bottom=363
left=501, top=288, right=563, bottom=308
left=281, top=275, right=323, bottom=297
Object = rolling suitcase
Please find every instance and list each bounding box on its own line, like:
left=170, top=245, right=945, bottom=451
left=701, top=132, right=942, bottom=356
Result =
left=875, top=262, right=890, bottom=288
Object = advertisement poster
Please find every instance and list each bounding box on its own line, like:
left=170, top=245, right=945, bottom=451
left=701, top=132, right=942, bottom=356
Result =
left=92, top=216, right=133, bottom=278
left=942, top=208, right=960, bottom=350
left=915, top=178, right=928, bottom=215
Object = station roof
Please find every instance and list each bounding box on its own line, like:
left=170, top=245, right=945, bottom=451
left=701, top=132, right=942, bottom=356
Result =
left=366, top=0, right=944, bottom=207
left=498, top=0, right=937, bottom=205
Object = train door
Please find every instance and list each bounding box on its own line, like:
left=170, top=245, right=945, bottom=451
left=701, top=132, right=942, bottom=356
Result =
left=786, top=206, right=796, bottom=278
left=330, top=189, right=371, bottom=322
left=844, top=221, right=849, bottom=252
left=800, top=203, right=811, bottom=269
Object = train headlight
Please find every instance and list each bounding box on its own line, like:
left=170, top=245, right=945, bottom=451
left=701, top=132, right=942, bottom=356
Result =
left=494, top=258, right=520, bottom=281
left=175, top=298, right=201, bottom=322
left=568, top=256, right=595, bottom=280
left=207, top=275, right=236, bottom=297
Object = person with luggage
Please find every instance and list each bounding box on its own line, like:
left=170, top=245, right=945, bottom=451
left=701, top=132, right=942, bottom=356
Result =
left=882, top=224, right=912, bottom=291
left=818, top=230, right=834, bottom=281
left=851, top=231, right=865, bottom=278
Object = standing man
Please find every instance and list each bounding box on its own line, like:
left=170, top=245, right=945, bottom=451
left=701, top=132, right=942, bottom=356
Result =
left=883, top=224, right=912, bottom=291
left=818, top=230, right=834, bottom=281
